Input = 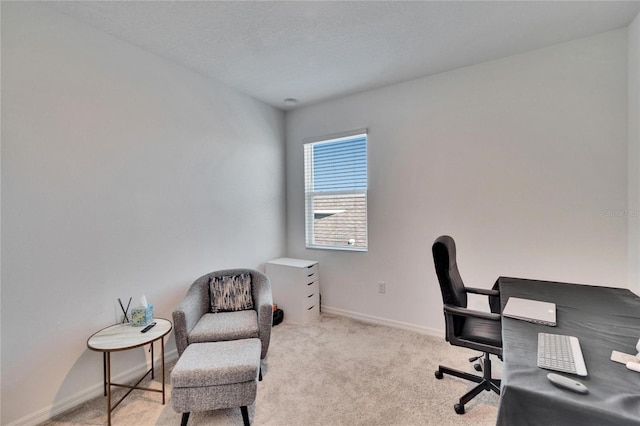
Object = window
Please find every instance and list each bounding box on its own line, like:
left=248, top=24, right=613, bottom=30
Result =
left=304, top=130, right=368, bottom=251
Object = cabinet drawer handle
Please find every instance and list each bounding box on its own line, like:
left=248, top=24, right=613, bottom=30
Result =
left=307, top=305, right=315, bottom=310
left=307, top=273, right=315, bottom=277
left=307, top=294, right=314, bottom=298
left=307, top=281, right=314, bottom=286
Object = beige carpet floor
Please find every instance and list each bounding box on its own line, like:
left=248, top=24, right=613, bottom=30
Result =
left=41, top=314, right=500, bottom=426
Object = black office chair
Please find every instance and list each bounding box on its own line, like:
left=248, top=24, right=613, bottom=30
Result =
left=432, top=235, right=502, bottom=415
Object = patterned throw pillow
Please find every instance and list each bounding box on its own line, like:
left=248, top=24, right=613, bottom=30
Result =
left=210, top=273, right=254, bottom=313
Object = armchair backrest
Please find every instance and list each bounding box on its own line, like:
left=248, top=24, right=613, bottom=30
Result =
left=432, top=235, right=469, bottom=337
left=432, top=235, right=468, bottom=308
left=173, top=268, right=273, bottom=358
left=208, top=269, right=266, bottom=311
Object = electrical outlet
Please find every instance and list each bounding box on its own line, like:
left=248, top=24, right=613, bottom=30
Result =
left=378, top=281, right=386, bottom=294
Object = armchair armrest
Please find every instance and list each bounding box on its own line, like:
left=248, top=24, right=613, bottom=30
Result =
left=465, top=287, right=500, bottom=297
left=464, top=287, right=501, bottom=314
left=443, top=304, right=503, bottom=356
left=252, top=271, right=273, bottom=359
left=443, top=304, right=501, bottom=322
left=172, top=277, right=210, bottom=356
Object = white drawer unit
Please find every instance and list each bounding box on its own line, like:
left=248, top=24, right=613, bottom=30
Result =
left=265, top=258, right=320, bottom=324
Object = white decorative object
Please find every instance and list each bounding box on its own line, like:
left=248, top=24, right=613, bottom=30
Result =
left=131, top=304, right=154, bottom=326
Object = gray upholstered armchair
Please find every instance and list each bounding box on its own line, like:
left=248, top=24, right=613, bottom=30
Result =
left=172, top=269, right=272, bottom=359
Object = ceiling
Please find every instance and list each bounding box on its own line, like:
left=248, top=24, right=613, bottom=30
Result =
left=48, top=1, right=640, bottom=110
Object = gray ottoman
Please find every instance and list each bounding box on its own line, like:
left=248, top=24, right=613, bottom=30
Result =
left=171, top=339, right=261, bottom=426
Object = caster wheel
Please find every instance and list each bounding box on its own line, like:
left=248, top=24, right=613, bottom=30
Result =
left=474, top=363, right=482, bottom=372
left=454, top=404, right=465, bottom=415
left=435, top=371, right=443, bottom=379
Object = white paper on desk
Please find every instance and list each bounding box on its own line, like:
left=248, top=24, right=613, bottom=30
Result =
left=611, top=350, right=638, bottom=364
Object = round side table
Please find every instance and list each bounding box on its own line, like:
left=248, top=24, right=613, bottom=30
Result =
left=87, top=318, right=172, bottom=425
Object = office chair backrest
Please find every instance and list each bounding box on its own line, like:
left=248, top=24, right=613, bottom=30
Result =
left=432, top=234, right=468, bottom=309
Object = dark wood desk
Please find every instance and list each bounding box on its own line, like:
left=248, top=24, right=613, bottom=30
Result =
left=497, top=277, right=640, bottom=426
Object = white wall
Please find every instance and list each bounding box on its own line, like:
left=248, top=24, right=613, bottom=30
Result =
left=628, top=13, right=640, bottom=297
left=1, top=3, right=286, bottom=425
left=285, top=29, right=629, bottom=334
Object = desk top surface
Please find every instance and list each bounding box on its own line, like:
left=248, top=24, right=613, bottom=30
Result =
left=497, top=277, right=640, bottom=426
left=87, top=318, right=172, bottom=352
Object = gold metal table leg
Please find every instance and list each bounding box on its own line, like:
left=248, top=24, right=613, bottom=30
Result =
left=150, top=342, right=155, bottom=380
left=161, top=336, right=166, bottom=404
left=106, top=352, right=112, bottom=426
left=103, top=352, right=107, bottom=396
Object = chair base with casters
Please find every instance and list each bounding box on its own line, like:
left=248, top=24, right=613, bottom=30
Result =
left=435, top=352, right=501, bottom=414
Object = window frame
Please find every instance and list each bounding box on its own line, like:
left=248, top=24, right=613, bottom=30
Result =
left=304, top=129, right=368, bottom=252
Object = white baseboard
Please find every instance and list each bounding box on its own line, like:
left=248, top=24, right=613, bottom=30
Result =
left=321, top=305, right=443, bottom=338
left=7, top=349, right=179, bottom=426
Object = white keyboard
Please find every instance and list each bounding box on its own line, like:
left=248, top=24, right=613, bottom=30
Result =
left=537, top=332, right=588, bottom=376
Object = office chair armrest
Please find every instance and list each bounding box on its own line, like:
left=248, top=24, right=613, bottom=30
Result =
left=444, top=304, right=501, bottom=322
left=465, top=287, right=499, bottom=297
left=465, top=287, right=501, bottom=314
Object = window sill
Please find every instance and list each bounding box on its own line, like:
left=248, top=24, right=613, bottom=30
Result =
left=305, top=245, right=368, bottom=253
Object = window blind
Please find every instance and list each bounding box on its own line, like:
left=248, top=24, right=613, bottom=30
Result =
left=304, top=132, right=368, bottom=251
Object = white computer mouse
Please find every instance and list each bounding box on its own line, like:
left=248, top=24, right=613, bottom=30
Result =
left=626, top=361, right=640, bottom=373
